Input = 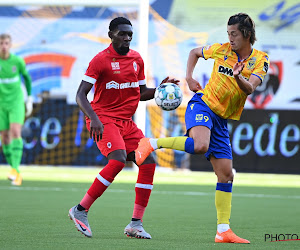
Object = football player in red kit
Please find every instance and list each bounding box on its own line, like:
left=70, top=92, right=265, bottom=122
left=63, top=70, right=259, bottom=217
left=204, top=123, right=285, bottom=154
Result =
left=68, top=17, right=178, bottom=239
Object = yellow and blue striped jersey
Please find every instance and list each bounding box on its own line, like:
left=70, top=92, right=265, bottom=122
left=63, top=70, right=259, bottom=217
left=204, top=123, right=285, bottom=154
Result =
left=199, top=42, right=269, bottom=120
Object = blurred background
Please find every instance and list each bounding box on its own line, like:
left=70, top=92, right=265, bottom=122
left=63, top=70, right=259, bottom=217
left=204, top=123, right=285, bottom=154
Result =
left=0, top=0, right=299, bottom=174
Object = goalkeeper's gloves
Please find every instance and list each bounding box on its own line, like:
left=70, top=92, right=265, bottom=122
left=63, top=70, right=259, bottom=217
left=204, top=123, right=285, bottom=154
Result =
left=25, top=96, right=33, bottom=117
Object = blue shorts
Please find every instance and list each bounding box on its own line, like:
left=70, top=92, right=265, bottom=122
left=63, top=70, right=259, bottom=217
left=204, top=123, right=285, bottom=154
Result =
left=185, top=93, right=232, bottom=160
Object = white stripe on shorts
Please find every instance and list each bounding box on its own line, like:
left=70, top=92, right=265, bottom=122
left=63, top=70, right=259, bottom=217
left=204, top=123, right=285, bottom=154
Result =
left=96, top=174, right=111, bottom=186
left=135, top=183, right=153, bottom=190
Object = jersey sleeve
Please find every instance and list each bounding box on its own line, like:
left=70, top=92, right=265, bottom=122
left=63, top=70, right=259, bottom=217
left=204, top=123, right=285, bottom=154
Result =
left=202, top=43, right=222, bottom=60
left=251, top=54, right=269, bottom=82
left=83, top=54, right=102, bottom=84
left=137, top=56, right=145, bottom=82
left=19, top=57, right=32, bottom=96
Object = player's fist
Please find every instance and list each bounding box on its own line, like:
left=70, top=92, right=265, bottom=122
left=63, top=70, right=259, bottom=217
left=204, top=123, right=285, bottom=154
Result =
left=25, top=96, right=33, bottom=117
left=186, top=77, right=202, bottom=93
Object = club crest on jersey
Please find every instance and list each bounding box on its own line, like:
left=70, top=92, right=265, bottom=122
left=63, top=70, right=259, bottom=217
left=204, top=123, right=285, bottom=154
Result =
left=12, top=66, right=17, bottom=73
left=111, top=62, right=120, bottom=70
left=246, top=57, right=256, bottom=70
left=133, top=61, right=137, bottom=71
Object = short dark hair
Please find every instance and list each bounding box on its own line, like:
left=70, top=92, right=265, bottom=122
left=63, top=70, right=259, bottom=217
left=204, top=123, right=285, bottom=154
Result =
left=228, top=13, right=256, bottom=45
left=109, top=17, right=132, bottom=31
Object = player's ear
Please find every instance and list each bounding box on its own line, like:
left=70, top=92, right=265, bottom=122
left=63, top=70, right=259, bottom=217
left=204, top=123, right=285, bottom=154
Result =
left=108, top=31, right=112, bottom=39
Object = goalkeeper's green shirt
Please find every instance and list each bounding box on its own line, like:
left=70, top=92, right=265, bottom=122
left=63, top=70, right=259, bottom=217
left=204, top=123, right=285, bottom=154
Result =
left=0, top=53, right=32, bottom=107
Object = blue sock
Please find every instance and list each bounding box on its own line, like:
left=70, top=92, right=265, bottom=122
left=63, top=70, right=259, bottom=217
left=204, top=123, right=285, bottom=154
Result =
left=184, top=137, right=195, bottom=154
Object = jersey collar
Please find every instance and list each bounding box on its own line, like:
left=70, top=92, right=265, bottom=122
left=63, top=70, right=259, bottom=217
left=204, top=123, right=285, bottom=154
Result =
left=232, top=48, right=253, bottom=62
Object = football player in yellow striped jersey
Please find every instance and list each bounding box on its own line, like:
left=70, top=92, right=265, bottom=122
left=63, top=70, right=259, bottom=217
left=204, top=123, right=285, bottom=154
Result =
left=135, top=13, right=269, bottom=243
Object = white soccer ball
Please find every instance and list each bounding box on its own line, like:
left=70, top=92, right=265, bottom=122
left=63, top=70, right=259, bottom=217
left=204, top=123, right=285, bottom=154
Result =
left=154, top=82, right=183, bottom=111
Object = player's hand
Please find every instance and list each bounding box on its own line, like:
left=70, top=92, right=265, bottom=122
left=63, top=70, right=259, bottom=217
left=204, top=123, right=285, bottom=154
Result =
left=25, top=96, right=33, bottom=117
left=160, top=76, right=180, bottom=85
left=89, top=118, right=104, bottom=142
left=233, top=62, right=245, bottom=76
left=186, top=77, right=202, bottom=92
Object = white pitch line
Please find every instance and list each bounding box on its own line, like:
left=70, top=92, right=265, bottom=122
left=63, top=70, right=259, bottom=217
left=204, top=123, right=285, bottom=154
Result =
left=0, top=186, right=300, bottom=199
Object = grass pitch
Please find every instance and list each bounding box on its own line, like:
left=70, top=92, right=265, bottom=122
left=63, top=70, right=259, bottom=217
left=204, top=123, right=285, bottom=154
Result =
left=0, top=165, right=300, bottom=249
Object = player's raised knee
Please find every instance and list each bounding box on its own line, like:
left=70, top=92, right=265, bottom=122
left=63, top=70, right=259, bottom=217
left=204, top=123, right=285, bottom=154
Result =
left=194, top=143, right=209, bottom=154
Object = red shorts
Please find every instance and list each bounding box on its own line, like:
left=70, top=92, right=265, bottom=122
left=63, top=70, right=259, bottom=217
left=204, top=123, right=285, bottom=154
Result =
left=86, top=117, right=144, bottom=157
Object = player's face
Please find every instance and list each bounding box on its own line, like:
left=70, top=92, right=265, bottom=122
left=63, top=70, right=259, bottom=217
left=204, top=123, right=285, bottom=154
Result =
left=227, top=24, right=248, bottom=51
left=110, top=24, right=133, bottom=55
left=0, top=38, right=11, bottom=55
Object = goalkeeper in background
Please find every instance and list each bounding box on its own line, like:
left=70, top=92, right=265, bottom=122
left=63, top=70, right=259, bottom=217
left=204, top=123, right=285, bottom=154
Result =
left=0, top=33, right=33, bottom=186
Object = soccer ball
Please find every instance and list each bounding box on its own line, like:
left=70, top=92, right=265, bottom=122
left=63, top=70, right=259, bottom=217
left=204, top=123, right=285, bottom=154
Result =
left=154, top=82, right=183, bottom=111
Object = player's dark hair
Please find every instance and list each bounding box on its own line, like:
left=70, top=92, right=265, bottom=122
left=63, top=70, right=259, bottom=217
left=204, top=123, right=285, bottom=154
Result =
left=228, top=13, right=256, bottom=45
left=109, top=17, right=132, bottom=31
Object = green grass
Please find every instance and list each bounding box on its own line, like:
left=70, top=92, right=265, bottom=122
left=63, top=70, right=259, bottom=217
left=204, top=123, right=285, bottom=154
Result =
left=1, top=166, right=300, bottom=249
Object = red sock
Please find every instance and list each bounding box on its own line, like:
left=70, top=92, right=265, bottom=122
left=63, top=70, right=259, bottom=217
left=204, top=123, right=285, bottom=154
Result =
left=80, top=159, right=125, bottom=210
left=132, top=203, right=146, bottom=220
left=133, top=163, right=156, bottom=219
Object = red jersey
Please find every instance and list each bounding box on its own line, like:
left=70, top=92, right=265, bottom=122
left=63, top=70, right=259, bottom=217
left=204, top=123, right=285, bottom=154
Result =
left=83, top=44, right=145, bottom=120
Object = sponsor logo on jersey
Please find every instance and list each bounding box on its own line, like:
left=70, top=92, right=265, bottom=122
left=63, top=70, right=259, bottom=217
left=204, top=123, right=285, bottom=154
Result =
left=196, top=114, right=203, bottom=121
left=218, top=65, right=233, bottom=77
left=133, top=61, right=137, bottom=71
left=195, top=113, right=209, bottom=122
left=106, top=80, right=139, bottom=89
left=111, top=62, right=120, bottom=70
left=263, top=62, right=269, bottom=73
left=0, top=75, right=19, bottom=84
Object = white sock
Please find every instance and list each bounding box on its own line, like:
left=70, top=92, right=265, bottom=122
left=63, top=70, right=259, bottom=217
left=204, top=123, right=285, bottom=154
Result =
left=149, top=138, right=158, bottom=150
left=217, top=224, right=230, bottom=233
